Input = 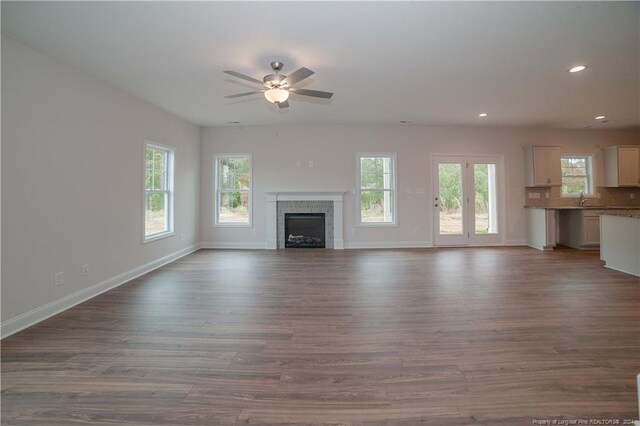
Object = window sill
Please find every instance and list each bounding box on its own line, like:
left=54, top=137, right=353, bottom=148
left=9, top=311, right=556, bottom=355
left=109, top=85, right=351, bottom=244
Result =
left=561, top=194, right=596, bottom=199
left=358, top=222, right=398, bottom=228
left=143, top=231, right=175, bottom=244
left=215, top=222, right=253, bottom=228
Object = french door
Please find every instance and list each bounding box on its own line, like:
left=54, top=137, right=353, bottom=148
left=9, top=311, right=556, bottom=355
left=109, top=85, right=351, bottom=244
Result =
left=433, top=156, right=504, bottom=246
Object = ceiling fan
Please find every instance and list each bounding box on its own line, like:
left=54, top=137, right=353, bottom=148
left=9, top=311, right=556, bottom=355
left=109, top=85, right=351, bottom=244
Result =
left=224, top=61, right=333, bottom=109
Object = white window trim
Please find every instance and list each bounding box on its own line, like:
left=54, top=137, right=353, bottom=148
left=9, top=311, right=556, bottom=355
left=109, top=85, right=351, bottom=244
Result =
left=214, top=153, right=253, bottom=227
left=143, top=141, right=175, bottom=243
left=560, top=154, right=595, bottom=198
left=357, top=152, right=398, bottom=227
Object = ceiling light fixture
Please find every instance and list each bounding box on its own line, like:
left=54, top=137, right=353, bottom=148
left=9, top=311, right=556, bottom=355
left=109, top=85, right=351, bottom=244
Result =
left=478, top=113, right=488, bottom=117
left=569, top=65, right=587, bottom=73
left=264, top=88, right=289, bottom=104
left=595, top=115, right=606, bottom=120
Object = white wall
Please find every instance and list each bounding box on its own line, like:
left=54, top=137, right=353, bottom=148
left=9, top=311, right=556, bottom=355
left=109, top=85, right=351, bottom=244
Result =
left=1, top=37, right=201, bottom=329
left=201, top=125, right=639, bottom=248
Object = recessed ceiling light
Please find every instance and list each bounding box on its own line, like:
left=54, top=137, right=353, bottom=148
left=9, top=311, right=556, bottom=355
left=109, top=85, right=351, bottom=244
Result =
left=594, top=115, right=606, bottom=120
left=569, top=65, right=587, bottom=73
left=478, top=113, right=488, bottom=117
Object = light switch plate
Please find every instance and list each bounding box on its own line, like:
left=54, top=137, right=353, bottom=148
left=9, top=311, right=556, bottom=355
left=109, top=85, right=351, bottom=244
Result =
left=54, top=272, right=64, bottom=286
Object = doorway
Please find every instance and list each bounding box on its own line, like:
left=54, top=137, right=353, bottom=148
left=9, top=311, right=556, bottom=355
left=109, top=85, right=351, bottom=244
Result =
left=433, top=155, right=504, bottom=246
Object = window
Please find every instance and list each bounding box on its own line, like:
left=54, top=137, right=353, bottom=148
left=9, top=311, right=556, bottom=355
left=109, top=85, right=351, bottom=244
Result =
left=561, top=156, right=593, bottom=196
left=144, top=143, right=174, bottom=241
left=215, top=155, right=252, bottom=225
left=358, top=153, right=396, bottom=225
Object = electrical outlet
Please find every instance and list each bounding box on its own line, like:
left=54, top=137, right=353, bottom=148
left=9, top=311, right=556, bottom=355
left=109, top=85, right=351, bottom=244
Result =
left=414, top=226, right=420, bottom=234
left=596, top=192, right=601, bottom=199
left=528, top=192, right=540, bottom=199
left=406, top=187, right=412, bottom=194
left=308, top=161, right=314, bottom=168
left=179, top=233, right=184, bottom=242
left=545, top=192, right=550, bottom=199
left=631, top=193, right=635, bottom=199
left=81, top=264, right=89, bottom=276
left=54, top=272, right=64, bottom=286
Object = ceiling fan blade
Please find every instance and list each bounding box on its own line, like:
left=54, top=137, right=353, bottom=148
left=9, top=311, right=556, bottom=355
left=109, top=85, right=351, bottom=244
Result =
left=223, top=70, right=263, bottom=86
left=277, top=100, right=289, bottom=109
left=282, top=67, right=314, bottom=86
left=224, top=90, right=264, bottom=99
left=290, top=88, right=333, bottom=99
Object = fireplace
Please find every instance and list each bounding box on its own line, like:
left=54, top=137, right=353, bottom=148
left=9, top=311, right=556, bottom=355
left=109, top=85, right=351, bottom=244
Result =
left=265, top=192, right=345, bottom=250
left=285, top=213, right=326, bottom=248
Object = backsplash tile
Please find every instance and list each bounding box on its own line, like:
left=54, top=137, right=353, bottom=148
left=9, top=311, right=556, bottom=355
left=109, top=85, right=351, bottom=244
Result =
left=525, top=186, right=640, bottom=208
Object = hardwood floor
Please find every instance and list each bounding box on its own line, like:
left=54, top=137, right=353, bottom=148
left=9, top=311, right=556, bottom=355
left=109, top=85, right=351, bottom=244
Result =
left=2, top=247, right=639, bottom=425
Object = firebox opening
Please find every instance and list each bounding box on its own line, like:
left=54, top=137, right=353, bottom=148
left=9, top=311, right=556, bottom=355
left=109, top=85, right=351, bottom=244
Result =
left=284, top=213, right=326, bottom=248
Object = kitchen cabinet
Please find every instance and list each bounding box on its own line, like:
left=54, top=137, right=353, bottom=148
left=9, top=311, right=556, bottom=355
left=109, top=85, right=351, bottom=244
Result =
left=526, top=208, right=557, bottom=251
left=601, top=213, right=640, bottom=277
left=558, top=210, right=603, bottom=249
left=524, top=146, right=561, bottom=187
left=603, top=146, right=640, bottom=187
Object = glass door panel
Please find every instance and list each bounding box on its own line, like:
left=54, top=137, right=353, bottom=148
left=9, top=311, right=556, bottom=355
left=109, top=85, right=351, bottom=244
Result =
left=434, top=156, right=503, bottom=246
left=434, top=158, right=468, bottom=246
left=473, top=163, right=498, bottom=235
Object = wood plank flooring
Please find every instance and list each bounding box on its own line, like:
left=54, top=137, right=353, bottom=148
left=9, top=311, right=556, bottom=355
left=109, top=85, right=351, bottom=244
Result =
left=2, top=247, right=639, bottom=425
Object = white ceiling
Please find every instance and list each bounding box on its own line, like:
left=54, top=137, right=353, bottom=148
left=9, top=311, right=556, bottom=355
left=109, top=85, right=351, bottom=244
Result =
left=2, top=1, right=639, bottom=128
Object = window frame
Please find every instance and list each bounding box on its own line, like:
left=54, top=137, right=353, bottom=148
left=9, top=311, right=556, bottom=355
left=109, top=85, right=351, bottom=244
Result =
left=560, top=155, right=595, bottom=198
left=143, top=141, right=175, bottom=243
left=214, top=154, right=253, bottom=227
left=357, top=152, right=398, bottom=227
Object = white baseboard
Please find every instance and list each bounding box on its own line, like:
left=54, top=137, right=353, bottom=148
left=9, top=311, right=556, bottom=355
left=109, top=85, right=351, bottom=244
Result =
left=200, top=241, right=267, bottom=249
left=506, top=239, right=527, bottom=246
left=1, top=244, right=200, bottom=339
left=344, top=241, right=434, bottom=249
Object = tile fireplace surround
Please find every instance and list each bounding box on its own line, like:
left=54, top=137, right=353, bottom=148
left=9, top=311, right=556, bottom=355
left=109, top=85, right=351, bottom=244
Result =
left=266, top=192, right=346, bottom=249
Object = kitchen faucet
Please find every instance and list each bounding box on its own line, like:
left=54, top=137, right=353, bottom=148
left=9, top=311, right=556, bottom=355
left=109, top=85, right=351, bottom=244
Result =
left=578, top=191, right=587, bottom=207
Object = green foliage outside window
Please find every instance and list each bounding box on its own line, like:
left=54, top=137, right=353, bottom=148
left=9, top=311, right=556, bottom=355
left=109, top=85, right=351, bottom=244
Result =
left=561, top=157, right=591, bottom=195
left=218, top=157, right=250, bottom=223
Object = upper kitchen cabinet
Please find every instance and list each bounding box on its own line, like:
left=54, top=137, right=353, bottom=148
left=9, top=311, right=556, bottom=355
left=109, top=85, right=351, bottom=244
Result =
left=603, top=146, right=640, bottom=187
left=524, top=146, right=562, bottom=187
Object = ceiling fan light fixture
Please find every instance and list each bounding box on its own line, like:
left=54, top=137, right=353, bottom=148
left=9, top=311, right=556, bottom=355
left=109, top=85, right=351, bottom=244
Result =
left=264, top=88, right=289, bottom=104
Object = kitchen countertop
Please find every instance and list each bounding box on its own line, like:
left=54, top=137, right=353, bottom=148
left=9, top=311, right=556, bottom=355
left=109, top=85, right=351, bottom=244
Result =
left=524, top=206, right=637, bottom=210
left=600, top=210, right=640, bottom=218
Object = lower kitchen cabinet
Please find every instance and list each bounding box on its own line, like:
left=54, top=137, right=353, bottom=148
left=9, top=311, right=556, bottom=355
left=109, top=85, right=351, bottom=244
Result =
left=559, top=210, right=603, bottom=249
left=526, top=208, right=557, bottom=251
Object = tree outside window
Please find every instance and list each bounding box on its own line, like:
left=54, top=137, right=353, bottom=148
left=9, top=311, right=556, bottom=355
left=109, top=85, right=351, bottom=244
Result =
left=561, top=156, right=593, bottom=196
left=359, top=154, right=396, bottom=224
left=216, top=155, right=251, bottom=225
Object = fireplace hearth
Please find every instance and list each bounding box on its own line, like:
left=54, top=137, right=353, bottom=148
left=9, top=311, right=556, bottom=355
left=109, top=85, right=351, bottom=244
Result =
left=285, top=213, right=326, bottom=248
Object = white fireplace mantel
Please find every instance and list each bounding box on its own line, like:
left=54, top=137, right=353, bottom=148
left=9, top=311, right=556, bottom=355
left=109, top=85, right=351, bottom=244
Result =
left=266, top=191, right=347, bottom=249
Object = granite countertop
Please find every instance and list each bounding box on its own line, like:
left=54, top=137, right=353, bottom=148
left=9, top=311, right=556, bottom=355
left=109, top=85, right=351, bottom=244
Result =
left=524, top=206, right=637, bottom=210
left=601, top=210, right=640, bottom=218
